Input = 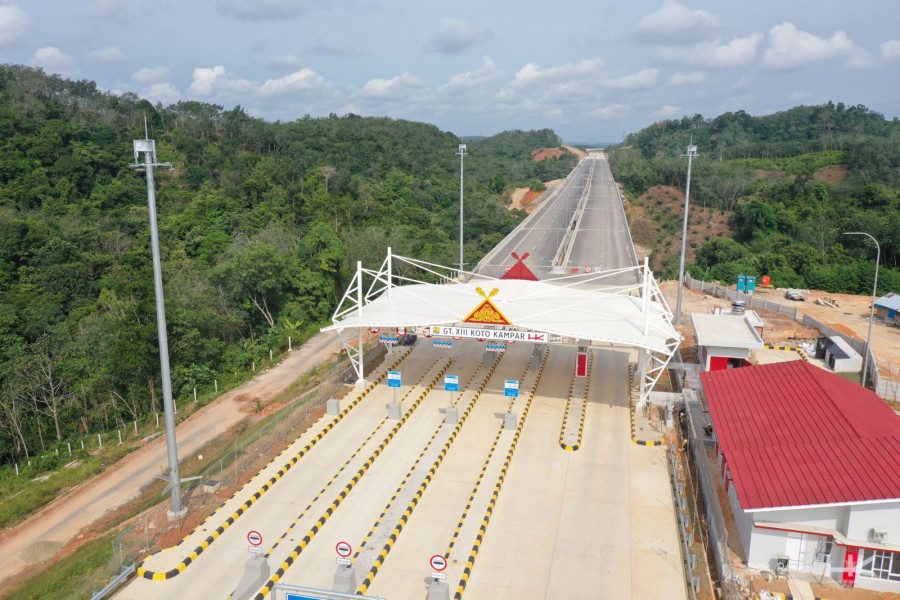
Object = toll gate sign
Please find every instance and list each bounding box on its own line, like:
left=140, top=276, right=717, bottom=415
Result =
left=387, top=371, right=401, bottom=388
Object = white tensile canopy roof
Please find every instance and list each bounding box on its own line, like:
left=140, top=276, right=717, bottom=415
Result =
left=323, top=252, right=680, bottom=404
left=323, top=277, right=675, bottom=354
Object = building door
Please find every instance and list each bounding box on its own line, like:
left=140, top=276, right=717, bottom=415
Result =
left=785, top=532, right=806, bottom=570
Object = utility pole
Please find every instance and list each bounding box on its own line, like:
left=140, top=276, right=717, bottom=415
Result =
left=675, top=142, right=698, bottom=327
left=133, top=122, right=185, bottom=520
left=458, top=143, right=467, bottom=276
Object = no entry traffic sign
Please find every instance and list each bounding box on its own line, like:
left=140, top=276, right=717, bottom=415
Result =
left=336, top=540, right=352, bottom=558
left=430, top=554, right=447, bottom=572
left=247, top=530, right=263, bottom=547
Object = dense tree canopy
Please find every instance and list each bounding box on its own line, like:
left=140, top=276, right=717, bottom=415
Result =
left=0, top=65, right=577, bottom=464
left=609, top=103, right=899, bottom=292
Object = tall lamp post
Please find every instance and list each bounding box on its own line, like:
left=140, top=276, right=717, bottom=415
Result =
left=457, top=143, right=467, bottom=276
left=675, top=143, right=698, bottom=326
left=843, top=231, right=880, bottom=388
left=133, top=131, right=185, bottom=520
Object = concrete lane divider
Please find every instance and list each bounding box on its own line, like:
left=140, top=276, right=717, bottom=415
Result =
left=252, top=360, right=451, bottom=600
left=137, top=349, right=411, bottom=581
left=453, top=349, right=548, bottom=599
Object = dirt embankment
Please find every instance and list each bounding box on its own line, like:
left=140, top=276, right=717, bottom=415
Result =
left=509, top=180, right=562, bottom=214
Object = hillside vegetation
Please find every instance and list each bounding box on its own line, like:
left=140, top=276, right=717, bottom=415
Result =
left=608, top=103, right=900, bottom=292
left=0, top=64, right=577, bottom=468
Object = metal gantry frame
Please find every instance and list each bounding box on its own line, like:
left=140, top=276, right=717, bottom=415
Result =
left=327, top=249, right=680, bottom=405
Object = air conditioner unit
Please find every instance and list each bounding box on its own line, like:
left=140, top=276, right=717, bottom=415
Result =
left=869, top=529, right=886, bottom=543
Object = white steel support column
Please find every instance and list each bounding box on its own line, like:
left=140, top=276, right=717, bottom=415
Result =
left=355, top=260, right=365, bottom=386
left=641, top=256, right=651, bottom=336
left=387, top=246, right=393, bottom=299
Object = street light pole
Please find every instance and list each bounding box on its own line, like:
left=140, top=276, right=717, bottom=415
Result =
left=458, top=143, right=467, bottom=276
left=843, top=231, right=880, bottom=388
left=133, top=130, right=185, bottom=519
left=675, top=143, right=698, bottom=326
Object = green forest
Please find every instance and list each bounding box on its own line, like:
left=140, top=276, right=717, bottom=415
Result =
left=0, top=65, right=578, bottom=467
left=608, top=103, right=899, bottom=292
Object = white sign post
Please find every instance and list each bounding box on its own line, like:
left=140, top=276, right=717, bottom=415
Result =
left=430, top=554, right=448, bottom=580
left=336, top=540, right=352, bottom=566
left=247, top=530, right=263, bottom=554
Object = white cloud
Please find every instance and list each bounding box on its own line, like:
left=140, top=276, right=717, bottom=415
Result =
left=507, top=58, right=603, bottom=90
left=761, top=22, right=861, bottom=71
left=32, top=47, right=80, bottom=78
left=89, top=46, right=126, bottom=63
left=361, top=72, right=422, bottom=99
left=591, top=103, right=631, bottom=120
left=604, top=68, right=659, bottom=91
left=699, top=34, right=762, bottom=68
left=668, top=71, right=706, bottom=86
left=425, top=17, right=491, bottom=55
left=259, top=68, right=326, bottom=96
left=217, top=0, right=308, bottom=21
left=880, top=40, right=900, bottom=62
left=187, top=65, right=254, bottom=96
left=145, top=82, right=180, bottom=104
left=0, top=4, right=27, bottom=46
left=438, top=57, right=502, bottom=94
left=652, top=105, right=681, bottom=118
left=635, top=0, right=718, bottom=44
left=132, top=66, right=170, bottom=85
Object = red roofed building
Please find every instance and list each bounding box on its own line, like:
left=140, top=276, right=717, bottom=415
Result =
left=701, top=361, right=900, bottom=592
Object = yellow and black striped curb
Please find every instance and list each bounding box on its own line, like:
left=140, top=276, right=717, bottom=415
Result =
left=560, top=350, right=591, bottom=452
left=266, top=360, right=445, bottom=557
left=763, top=344, right=810, bottom=362
left=453, top=349, right=548, bottom=600
left=137, top=350, right=411, bottom=581
left=442, top=352, right=530, bottom=563
left=356, top=355, right=504, bottom=595
left=253, top=360, right=451, bottom=599
left=628, top=361, right=663, bottom=448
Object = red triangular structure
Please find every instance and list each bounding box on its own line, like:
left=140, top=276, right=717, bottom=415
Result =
left=501, top=252, right=538, bottom=281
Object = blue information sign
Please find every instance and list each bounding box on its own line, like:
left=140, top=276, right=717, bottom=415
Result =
left=379, top=335, right=398, bottom=344
left=444, top=374, right=459, bottom=392
left=286, top=595, right=326, bottom=600
left=387, top=370, right=401, bottom=388
left=504, top=379, right=519, bottom=398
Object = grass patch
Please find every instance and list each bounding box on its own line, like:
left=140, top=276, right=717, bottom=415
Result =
left=0, top=445, right=136, bottom=530
left=0, top=533, right=115, bottom=600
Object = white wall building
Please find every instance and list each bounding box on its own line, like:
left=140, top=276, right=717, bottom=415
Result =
left=701, top=361, right=900, bottom=593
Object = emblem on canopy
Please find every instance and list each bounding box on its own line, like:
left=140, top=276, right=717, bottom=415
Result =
left=463, top=287, right=511, bottom=325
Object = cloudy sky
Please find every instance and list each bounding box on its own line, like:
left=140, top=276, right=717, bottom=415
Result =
left=1, top=0, right=898, bottom=142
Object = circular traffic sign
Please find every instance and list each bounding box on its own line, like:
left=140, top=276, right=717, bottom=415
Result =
left=397, top=326, right=406, bottom=335
left=476, top=337, right=486, bottom=342
left=585, top=266, right=593, bottom=272
left=369, top=327, right=380, bottom=333
left=247, top=530, right=263, bottom=547
left=430, top=554, right=447, bottom=572
left=336, top=541, right=352, bottom=558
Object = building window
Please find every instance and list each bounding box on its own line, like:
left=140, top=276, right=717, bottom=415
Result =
left=815, top=538, right=833, bottom=563
left=860, top=549, right=900, bottom=582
